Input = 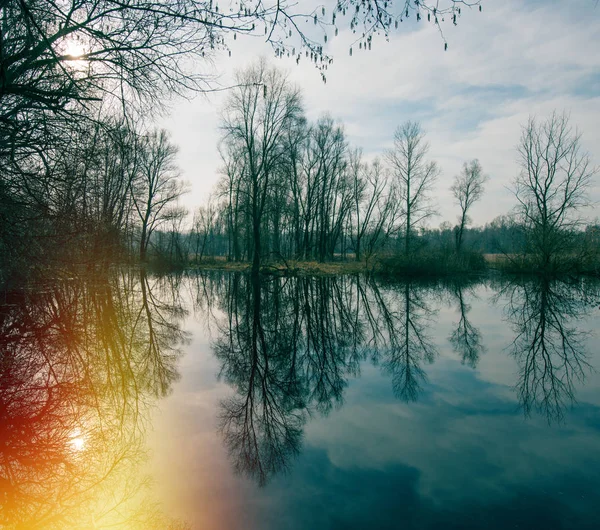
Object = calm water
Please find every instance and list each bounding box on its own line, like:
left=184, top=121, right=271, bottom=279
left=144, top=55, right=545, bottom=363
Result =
left=1, top=271, right=600, bottom=529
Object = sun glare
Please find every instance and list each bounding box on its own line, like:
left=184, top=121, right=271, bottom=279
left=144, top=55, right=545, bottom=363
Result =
left=65, top=41, right=84, bottom=59
left=58, top=39, right=89, bottom=73
left=69, top=429, right=87, bottom=452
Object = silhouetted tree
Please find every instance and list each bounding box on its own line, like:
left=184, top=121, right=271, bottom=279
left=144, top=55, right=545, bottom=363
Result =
left=513, top=112, right=597, bottom=272
left=386, top=121, right=440, bottom=257
left=220, top=59, right=302, bottom=273
left=132, top=129, right=185, bottom=262
left=451, top=159, right=488, bottom=252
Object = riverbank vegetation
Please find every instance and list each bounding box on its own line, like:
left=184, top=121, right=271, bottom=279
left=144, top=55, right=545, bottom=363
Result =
left=0, top=1, right=597, bottom=289
left=2, top=0, right=487, bottom=292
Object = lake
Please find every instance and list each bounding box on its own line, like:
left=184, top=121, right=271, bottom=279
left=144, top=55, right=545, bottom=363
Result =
left=1, top=271, right=600, bottom=529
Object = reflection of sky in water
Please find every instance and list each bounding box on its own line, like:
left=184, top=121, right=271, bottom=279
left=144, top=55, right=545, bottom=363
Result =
left=151, top=279, right=600, bottom=530
left=1, top=273, right=598, bottom=529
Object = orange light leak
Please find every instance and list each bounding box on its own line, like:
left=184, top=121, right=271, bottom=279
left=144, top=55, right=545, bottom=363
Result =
left=0, top=271, right=190, bottom=530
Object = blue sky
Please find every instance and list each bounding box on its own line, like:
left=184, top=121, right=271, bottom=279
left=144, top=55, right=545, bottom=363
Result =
left=161, top=0, right=600, bottom=226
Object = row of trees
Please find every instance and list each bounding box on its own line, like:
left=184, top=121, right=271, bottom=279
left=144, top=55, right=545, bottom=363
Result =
left=1, top=0, right=479, bottom=287
left=0, top=110, right=186, bottom=279
left=184, top=63, right=596, bottom=276
left=211, top=60, right=489, bottom=272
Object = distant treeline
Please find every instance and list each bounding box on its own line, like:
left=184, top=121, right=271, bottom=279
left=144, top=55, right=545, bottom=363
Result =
left=164, top=215, right=600, bottom=263
left=178, top=62, right=598, bottom=276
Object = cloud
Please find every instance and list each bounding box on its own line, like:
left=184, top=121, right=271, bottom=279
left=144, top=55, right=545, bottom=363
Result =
left=160, top=0, right=600, bottom=225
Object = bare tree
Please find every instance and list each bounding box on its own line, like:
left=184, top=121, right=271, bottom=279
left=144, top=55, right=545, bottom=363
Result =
left=349, top=153, right=400, bottom=261
left=192, top=197, right=219, bottom=263
left=386, top=121, right=440, bottom=256
left=514, top=112, right=597, bottom=271
left=451, top=159, right=488, bottom=252
left=132, top=129, right=186, bottom=262
left=220, top=59, right=302, bottom=273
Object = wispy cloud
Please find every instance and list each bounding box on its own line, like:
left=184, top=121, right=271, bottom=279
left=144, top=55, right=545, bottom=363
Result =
left=162, top=0, right=600, bottom=225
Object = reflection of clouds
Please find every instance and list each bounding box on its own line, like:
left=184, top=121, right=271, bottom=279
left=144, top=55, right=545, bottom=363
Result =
left=151, top=273, right=600, bottom=529
left=298, top=366, right=600, bottom=525
left=252, top=445, right=599, bottom=530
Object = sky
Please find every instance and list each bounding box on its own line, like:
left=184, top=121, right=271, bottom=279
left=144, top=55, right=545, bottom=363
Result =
left=159, top=0, right=600, bottom=228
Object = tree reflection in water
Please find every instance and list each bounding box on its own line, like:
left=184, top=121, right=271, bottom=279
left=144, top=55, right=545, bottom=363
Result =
left=448, top=280, right=485, bottom=368
left=212, top=272, right=599, bottom=485
left=2, top=268, right=597, bottom=506
left=371, top=280, right=438, bottom=402
left=213, top=274, right=441, bottom=485
left=0, top=269, right=189, bottom=530
left=497, top=275, right=600, bottom=423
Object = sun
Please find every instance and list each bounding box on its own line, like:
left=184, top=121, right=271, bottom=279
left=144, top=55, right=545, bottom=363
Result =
left=57, top=37, right=87, bottom=66
left=68, top=429, right=87, bottom=452
left=70, top=437, right=86, bottom=451
left=64, top=41, right=85, bottom=60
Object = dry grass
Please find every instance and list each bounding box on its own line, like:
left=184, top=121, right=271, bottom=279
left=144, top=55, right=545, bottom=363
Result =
left=189, top=258, right=368, bottom=275
left=483, top=253, right=512, bottom=264
left=263, top=260, right=367, bottom=276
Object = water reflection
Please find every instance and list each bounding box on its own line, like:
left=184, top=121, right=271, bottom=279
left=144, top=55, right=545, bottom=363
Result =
left=496, top=276, right=600, bottom=422
left=374, top=281, right=438, bottom=402
left=448, top=281, right=485, bottom=368
left=209, top=273, right=599, bottom=485
left=1, top=269, right=599, bottom=525
left=0, top=270, right=189, bottom=529
left=212, top=275, right=472, bottom=484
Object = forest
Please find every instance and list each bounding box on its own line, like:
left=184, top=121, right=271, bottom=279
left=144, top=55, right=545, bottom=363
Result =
left=1, top=0, right=598, bottom=291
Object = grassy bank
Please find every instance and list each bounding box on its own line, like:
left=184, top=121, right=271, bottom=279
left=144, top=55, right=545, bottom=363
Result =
left=186, top=251, right=488, bottom=277
left=374, top=250, right=487, bottom=277
left=188, top=257, right=368, bottom=275
left=484, top=253, right=600, bottom=277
